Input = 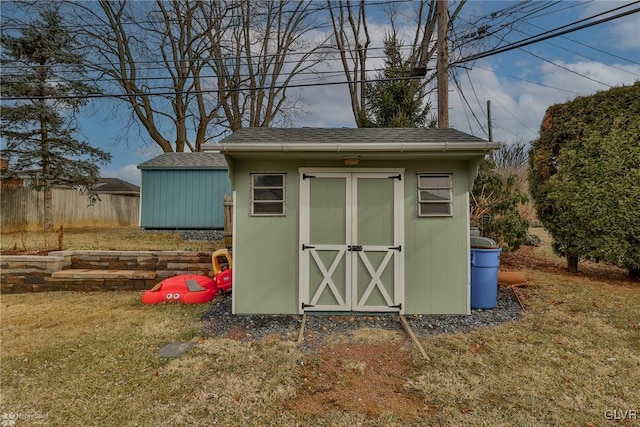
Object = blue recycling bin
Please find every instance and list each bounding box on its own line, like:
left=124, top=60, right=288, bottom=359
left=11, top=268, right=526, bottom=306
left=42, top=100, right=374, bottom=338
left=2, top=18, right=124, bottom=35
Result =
left=470, top=247, right=502, bottom=309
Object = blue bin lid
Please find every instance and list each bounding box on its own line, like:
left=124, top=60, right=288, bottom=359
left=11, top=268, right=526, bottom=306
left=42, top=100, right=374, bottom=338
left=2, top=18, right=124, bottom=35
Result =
left=470, top=236, right=498, bottom=248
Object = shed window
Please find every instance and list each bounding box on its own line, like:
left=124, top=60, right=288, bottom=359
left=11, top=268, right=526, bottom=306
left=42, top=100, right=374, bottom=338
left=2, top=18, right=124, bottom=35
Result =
left=417, top=173, right=452, bottom=217
left=251, top=173, right=286, bottom=216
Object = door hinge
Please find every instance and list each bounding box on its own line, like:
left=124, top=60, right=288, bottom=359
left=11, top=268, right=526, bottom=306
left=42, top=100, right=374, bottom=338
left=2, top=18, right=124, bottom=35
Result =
left=389, top=303, right=402, bottom=310
left=302, top=244, right=315, bottom=250
left=348, top=245, right=363, bottom=252
left=302, top=173, right=316, bottom=180
left=388, top=245, right=402, bottom=252
left=301, top=302, right=315, bottom=309
left=388, top=174, right=402, bottom=180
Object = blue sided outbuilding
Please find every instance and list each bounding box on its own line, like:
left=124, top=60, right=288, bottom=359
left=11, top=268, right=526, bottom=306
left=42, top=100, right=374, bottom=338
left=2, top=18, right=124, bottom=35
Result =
left=137, top=152, right=231, bottom=230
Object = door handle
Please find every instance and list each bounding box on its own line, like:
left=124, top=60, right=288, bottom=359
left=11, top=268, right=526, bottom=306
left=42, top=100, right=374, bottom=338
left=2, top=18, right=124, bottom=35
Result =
left=348, top=245, right=363, bottom=251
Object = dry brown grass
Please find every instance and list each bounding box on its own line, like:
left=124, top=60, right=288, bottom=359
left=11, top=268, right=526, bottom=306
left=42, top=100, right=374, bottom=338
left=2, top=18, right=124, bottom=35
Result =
left=1, top=228, right=639, bottom=426
left=401, top=273, right=640, bottom=425
left=0, top=226, right=221, bottom=253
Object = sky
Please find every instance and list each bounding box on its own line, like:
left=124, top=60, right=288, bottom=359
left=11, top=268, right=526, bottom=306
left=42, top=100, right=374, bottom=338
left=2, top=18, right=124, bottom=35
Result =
left=4, top=1, right=640, bottom=187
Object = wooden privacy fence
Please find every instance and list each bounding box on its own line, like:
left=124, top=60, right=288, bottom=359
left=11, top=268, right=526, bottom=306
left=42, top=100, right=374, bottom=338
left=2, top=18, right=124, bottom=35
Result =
left=1, top=187, right=139, bottom=231
left=223, top=194, right=233, bottom=249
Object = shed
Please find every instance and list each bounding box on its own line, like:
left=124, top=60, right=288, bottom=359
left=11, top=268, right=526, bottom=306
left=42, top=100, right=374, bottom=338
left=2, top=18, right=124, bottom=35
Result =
left=137, top=152, right=231, bottom=229
left=202, top=128, right=500, bottom=315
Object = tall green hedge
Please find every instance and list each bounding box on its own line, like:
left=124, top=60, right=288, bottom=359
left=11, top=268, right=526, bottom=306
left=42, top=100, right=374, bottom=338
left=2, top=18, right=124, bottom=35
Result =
left=529, top=82, right=640, bottom=277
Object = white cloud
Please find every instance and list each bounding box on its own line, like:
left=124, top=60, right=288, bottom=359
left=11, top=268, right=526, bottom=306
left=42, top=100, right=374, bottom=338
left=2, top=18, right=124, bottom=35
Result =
left=583, top=1, right=640, bottom=50
left=449, top=58, right=640, bottom=145
left=294, top=84, right=356, bottom=127
left=611, top=14, right=640, bottom=49
left=538, top=60, right=640, bottom=93
left=449, top=64, right=540, bottom=143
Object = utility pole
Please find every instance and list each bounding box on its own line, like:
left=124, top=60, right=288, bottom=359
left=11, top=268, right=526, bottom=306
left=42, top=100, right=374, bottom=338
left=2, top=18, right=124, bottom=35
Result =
left=437, top=0, right=449, bottom=129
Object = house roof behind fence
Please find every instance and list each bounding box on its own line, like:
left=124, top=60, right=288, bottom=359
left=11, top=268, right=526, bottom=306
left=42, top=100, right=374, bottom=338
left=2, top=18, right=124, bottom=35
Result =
left=96, top=178, right=140, bottom=194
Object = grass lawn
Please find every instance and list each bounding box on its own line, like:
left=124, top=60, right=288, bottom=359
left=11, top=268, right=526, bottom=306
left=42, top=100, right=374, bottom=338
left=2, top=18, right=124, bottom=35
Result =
left=0, top=226, right=221, bottom=253
left=1, top=229, right=639, bottom=425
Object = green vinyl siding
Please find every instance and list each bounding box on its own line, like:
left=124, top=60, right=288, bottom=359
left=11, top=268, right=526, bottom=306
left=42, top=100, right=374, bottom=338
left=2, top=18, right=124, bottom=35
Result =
left=403, top=161, right=469, bottom=314
left=231, top=158, right=476, bottom=315
left=140, top=169, right=231, bottom=229
left=232, top=160, right=300, bottom=314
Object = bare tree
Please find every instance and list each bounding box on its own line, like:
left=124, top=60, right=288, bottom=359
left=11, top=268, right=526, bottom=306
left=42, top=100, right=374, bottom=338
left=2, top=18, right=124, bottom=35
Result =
left=205, top=1, right=330, bottom=131
left=327, top=0, right=467, bottom=128
left=327, top=0, right=370, bottom=127
left=70, top=1, right=213, bottom=152
left=491, top=141, right=529, bottom=177
left=71, top=0, right=330, bottom=152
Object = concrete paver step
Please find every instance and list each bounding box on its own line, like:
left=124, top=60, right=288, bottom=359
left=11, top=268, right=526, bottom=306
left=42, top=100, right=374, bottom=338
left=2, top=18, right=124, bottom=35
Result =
left=51, top=269, right=156, bottom=280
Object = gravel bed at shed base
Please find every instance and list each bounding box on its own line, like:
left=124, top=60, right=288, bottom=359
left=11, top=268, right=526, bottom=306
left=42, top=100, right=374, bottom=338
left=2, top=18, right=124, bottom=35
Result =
left=178, top=230, right=224, bottom=241
left=202, top=286, right=522, bottom=345
left=141, top=229, right=224, bottom=241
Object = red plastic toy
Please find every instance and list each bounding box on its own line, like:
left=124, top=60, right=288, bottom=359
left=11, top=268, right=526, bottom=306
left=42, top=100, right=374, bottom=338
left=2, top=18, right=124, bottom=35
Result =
left=141, top=274, right=217, bottom=305
left=142, top=249, right=233, bottom=305
left=212, top=248, right=233, bottom=295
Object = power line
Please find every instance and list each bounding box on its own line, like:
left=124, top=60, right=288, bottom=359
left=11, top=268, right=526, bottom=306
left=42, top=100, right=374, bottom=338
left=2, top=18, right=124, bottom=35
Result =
left=449, top=1, right=624, bottom=141
left=462, top=1, right=555, bottom=30
left=0, top=0, right=415, bottom=31
left=493, top=1, right=635, bottom=47
left=521, top=35, right=640, bottom=79
left=6, top=1, right=624, bottom=81
left=529, top=0, right=595, bottom=20
left=523, top=48, right=613, bottom=88
left=471, top=65, right=586, bottom=96
left=468, top=69, right=537, bottom=139
left=450, top=1, right=639, bottom=91
left=2, top=0, right=569, bottom=75
left=488, top=11, right=640, bottom=77
left=0, top=47, right=435, bottom=78
left=0, top=68, right=353, bottom=86
left=0, top=44, right=425, bottom=77
left=452, top=0, right=584, bottom=52
left=453, top=5, right=640, bottom=93
left=450, top=71, right=487, bottom=139
left=451, top=3, right=640, bottom=65
left=448, top=1, right=576, bottom=138
left=0, top=74, right=429, bottom=102
left=526, top=21, right=640, bottom=67
left=3, top=2, right=636, bottom=103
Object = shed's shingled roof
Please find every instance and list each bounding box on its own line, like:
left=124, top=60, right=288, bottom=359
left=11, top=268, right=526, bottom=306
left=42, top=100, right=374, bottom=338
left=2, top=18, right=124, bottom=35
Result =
left=217, top=127, right=486, bottom=145
left=137, top=152, right=228, bottom=170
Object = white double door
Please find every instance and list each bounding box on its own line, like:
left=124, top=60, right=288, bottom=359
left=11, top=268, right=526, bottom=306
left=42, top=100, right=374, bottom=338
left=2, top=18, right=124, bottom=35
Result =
left=299, top=169, right=404, bottom=313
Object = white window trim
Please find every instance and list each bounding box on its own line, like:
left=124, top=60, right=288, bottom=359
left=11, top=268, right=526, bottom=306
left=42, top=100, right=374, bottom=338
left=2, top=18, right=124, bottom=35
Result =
left=417, top=172, right=453, bottom=217
left=250, top=172, right=286, bottom=216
